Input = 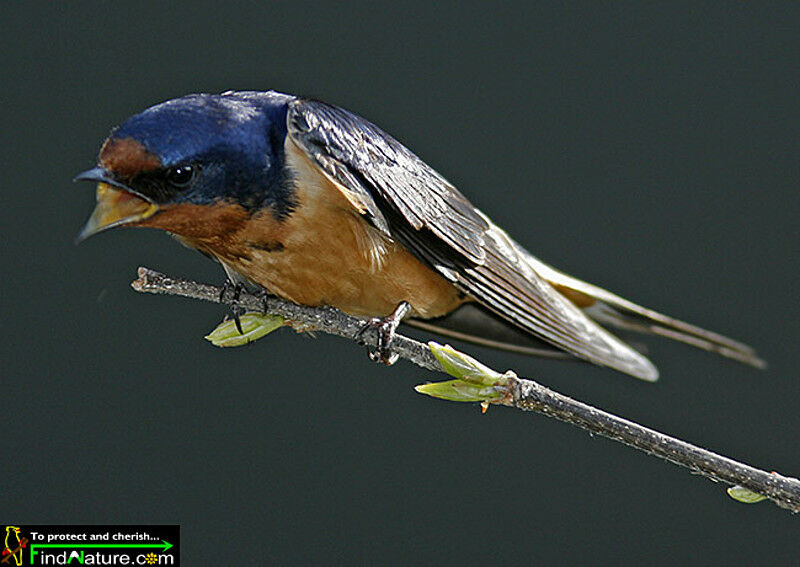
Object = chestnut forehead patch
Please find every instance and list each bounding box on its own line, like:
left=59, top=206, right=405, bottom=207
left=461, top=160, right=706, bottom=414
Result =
left=99, top=136, right=162, bottom=177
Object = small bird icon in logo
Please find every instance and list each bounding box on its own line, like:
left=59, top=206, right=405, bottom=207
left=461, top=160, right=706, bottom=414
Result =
left=1, top=526, right=25, bottom=567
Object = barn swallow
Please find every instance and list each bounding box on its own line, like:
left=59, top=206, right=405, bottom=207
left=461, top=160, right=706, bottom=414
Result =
left=76, top=91, right=764, bottom=380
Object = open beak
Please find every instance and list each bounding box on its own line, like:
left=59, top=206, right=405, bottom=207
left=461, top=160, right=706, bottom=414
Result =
left=74, top=167, right=159, bottom=242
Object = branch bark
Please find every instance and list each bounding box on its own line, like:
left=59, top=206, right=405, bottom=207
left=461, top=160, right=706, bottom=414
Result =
left=132, top=266, right=800, bottom=513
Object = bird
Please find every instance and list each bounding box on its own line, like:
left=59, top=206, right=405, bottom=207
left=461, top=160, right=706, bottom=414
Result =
left=75, top=90, right=764, bottom=381
left=2, top=526, right=23, bottom=566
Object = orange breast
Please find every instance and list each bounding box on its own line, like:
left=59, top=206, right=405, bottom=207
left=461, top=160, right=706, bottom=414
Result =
left=155, top=138, right=466, bottom=319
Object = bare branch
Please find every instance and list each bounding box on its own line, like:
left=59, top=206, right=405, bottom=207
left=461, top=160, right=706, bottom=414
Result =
left=131, top=267, right=441, bottom=371
left=132, top=266, right=800, bottom=513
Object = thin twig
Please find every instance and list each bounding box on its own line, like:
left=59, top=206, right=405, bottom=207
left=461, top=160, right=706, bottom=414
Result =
left=131, top=267, right=441, bottom=371
left=132, top=266, right=800, bottom=513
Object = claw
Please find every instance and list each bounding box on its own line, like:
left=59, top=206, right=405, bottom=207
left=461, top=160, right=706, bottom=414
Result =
left=230, top=283, right=246, bottom=334
left=356, top=302, right=411, bottom=365
left=219, top=279, right=246, bottom=334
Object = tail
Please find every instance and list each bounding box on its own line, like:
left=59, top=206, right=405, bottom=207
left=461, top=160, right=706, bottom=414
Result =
left=529, top=258, right=766, bottom=370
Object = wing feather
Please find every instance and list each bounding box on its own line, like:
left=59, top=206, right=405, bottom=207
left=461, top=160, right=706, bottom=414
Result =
left=287, top=99, right=488, bottom=263
left=287, top=98, right=659, bottom=380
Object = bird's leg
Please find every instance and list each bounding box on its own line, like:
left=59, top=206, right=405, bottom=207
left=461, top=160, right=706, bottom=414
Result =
left=218, top=278, right=234, bottom=303
left=356, top=301, right=411, bottom=365
left=219, top=278, right=246, bottom=334
left=253, top=288, right=270, bottom=315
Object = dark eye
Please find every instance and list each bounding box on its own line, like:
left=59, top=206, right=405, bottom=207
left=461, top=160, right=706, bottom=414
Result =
left=166, top=164, right=197, bottom=187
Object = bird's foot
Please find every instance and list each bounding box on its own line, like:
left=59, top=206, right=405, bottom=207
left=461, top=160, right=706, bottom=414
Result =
left=253, top=288, right=271, bottom=315
left=219, top=279, right=247, bottom=334
left=356, top=302, right=411, bottom=365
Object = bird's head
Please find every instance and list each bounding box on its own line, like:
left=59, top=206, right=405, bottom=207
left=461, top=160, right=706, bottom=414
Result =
left=76, top=91, right=295, bottom=242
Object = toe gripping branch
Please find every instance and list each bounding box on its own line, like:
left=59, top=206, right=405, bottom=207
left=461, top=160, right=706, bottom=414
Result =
left=356, top=301, right=412, bottom=365
left=219, top=279, right=270, bottom=334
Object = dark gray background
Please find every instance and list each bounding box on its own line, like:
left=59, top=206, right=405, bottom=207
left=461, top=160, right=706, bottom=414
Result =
left=3, top=2, right=799, bottom=564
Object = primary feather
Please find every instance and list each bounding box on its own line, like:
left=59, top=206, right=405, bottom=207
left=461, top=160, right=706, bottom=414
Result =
left=288, top=99, right=666, bottom=380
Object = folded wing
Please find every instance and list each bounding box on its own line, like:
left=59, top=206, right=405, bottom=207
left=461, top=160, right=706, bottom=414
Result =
left=287, top=98, right=662, bottom=380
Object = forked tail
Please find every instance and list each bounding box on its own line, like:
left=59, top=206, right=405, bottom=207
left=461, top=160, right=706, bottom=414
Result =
left=530, top=257, right=766, bottom=370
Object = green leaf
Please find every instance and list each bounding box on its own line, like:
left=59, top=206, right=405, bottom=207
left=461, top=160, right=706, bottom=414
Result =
left=427, top=342, right=510, bottom=386
left=414, top=380, right=505, bottom=402
left=727, top=485, right=768, bottom=504
left=205, top=312, right=284, bottom=347
left=416, top=343, right=513, bottom=403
